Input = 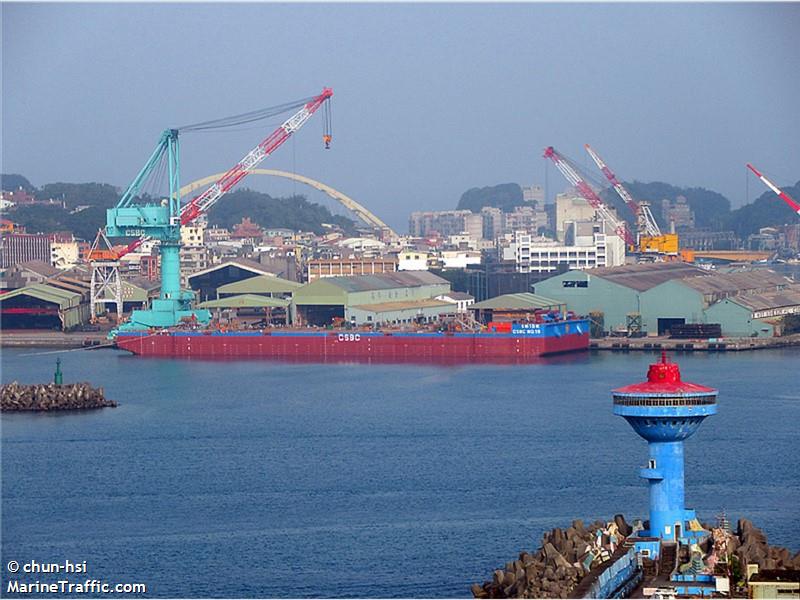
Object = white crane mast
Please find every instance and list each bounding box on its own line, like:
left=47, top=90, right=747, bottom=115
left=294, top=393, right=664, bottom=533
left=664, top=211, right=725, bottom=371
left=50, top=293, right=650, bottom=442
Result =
left=584, top=144, right=662, bottom=238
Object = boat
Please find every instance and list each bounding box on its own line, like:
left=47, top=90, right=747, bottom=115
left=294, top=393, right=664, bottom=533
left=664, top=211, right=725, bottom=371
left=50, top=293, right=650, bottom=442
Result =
left=114, top=318, right=590, bottom=363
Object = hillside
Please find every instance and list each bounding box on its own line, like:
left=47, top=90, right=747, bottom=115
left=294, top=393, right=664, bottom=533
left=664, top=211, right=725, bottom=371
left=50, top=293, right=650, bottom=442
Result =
left=456, top=183, right=524, bottom=212
left=725, top=181, right=800, bottom=237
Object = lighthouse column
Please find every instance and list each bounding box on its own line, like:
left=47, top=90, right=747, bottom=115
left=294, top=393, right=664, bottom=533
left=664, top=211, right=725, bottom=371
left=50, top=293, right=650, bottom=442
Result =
left=643, top=440, right=685, bottom=540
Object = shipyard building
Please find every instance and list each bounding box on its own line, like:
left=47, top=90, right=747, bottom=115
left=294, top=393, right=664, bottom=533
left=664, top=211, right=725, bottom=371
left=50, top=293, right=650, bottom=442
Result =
left=535, top=263, right=799, bottom=337
left=292, top=271, right=453, bottom=326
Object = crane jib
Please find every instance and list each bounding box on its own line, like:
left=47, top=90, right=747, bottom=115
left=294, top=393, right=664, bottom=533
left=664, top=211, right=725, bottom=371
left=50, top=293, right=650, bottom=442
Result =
left=115, top=88, right=332, bottom=258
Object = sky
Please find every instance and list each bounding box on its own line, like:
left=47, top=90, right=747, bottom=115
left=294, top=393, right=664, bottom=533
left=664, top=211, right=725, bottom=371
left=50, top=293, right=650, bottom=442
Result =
left=2, top=2, right=799, bottom=232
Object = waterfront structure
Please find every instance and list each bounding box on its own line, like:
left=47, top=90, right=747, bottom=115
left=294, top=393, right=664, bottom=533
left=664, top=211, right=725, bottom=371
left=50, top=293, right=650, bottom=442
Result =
left=0, top=283, right=90, bottom=330
left=215, top=274, right=301, bottom=300
left=613, top=355, right=717, bottom=551
left=640, top=270, right=793, bottom=336
left=188, top=258, right=280, bottom=302
left=533, top=263, right=703, bottom=335
left=704, top=283, right=800, bottom=337
left=537, top=264, right=796, bottom=337
left=470, top=292, right=565, bottom=325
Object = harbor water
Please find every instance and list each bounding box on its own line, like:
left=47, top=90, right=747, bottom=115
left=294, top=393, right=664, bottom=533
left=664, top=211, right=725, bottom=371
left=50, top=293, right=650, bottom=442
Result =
left=2, top=348, right=798, bottom=597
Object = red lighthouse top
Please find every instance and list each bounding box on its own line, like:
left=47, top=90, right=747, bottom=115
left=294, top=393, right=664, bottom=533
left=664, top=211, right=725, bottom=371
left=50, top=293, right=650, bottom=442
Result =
left=613, top=352, right=717, bottom=395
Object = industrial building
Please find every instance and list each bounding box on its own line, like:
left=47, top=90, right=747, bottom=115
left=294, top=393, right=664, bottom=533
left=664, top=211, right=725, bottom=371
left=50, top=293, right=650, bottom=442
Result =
left=292, top=271, right=452, bottom=326
left=469, top=292, right=565, bottom=325
left=704, top=283, right=800, bottom=337
left=535, top=263, right=796, bottom=337
left=187, top=258, right=281, bottom=302
left=306, top=257, right=398, bottom=281
left=0, top=283, right=90, bottom=330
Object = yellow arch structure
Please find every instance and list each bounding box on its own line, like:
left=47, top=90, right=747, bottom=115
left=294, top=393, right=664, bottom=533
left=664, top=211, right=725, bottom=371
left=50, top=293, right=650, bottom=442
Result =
left=180, top=169, right=397, bottom=237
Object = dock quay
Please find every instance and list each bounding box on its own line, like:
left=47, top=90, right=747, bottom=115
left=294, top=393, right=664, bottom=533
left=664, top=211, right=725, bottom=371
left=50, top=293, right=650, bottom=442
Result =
left=591, top=333, right=800, bottom=352
left=0, top=331, right=109, bottom=348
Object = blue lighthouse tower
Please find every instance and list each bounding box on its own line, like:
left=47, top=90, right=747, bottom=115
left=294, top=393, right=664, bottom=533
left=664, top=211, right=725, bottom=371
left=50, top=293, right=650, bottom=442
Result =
left=613, top=353, right=717, bottom=550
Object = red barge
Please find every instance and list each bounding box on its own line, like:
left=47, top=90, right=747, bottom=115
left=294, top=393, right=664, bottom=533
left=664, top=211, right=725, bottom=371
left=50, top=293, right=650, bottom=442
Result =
left=114, top=318, right=590, bottom=363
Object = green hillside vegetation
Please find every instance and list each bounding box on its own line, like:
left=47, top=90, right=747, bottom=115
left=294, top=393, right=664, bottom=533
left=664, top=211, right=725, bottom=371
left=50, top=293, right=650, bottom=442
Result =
left=457, top=183, right=524, bottom=212
left=610, top=181, right=731, bottom=231
left=0, top=173, right=35, bottom=192
left=725, top=181, right=800, bottom=237
left=2, top=176, right=356, bottom=240
left=206, top=188, right=356, bottom=235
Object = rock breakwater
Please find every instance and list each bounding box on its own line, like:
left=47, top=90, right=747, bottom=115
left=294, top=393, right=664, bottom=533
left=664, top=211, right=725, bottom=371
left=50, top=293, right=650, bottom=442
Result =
left=473, top=515, right=633, bottom=599
left=1, top=381, right=117, bottom=412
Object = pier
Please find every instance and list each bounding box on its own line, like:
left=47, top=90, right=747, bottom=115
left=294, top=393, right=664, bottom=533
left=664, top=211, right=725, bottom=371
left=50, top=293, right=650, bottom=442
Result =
left=0, top=330, right=109, bottom=348
left=590, top=333, right=800, bottom=352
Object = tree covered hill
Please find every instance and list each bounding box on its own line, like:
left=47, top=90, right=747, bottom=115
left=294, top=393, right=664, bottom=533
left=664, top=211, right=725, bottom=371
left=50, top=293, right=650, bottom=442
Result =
left=725, top=181, right=800, bottom=237
left=457, top=178, right=798, bottom=239
left=600, top=181, right=732, bottom=231
left=456, top=183, right=524, bottom=212
left=205, top=188, right=355, bottom=235
left=1, top=177, right=356, bottom=240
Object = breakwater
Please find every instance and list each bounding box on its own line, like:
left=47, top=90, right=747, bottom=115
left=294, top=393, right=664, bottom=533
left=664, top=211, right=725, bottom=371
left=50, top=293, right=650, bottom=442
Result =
left=473, top=515, right=635, bottom=599
left=1, top=381, right=116, bottom=412
left=475, top=517, right=800, bottom=599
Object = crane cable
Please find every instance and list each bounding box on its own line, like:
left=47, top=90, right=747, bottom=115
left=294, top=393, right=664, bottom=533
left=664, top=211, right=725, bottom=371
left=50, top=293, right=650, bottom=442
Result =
left=176, top=96, right=315, bottom=133
left=15, top=330, right=166, bottom=357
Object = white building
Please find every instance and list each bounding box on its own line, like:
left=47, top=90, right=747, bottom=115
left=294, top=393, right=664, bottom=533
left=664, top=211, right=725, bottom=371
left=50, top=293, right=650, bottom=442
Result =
left=436, top=291, right=475, bottom=313
left=500, top=223, right=625, bottom=274
left=439, top=250, right=482, bottom=270
left=522, top=184, right=545, bottom=204
left=181, top=224, right=205, bottom=247
left=51, top=240, right=80, bottom=269
left=397, top=250, right=429, bottom=271
left=556, top=191, right=599, bottom=242
left=338, top=237, right=387, bottom=256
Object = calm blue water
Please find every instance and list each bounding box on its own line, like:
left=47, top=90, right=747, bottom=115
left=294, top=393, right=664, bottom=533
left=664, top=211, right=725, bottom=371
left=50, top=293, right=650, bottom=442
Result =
left=2, top=348, right=798, bottom=597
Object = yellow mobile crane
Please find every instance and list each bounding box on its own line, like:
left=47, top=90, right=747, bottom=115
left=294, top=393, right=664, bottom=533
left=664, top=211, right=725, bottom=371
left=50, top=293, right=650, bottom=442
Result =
left=584, top=144, right=679, bottom=256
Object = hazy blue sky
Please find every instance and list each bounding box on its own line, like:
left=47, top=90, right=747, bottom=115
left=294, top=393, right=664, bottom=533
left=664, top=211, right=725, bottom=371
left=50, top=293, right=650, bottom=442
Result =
left=3, top=2, right=799, bottom=230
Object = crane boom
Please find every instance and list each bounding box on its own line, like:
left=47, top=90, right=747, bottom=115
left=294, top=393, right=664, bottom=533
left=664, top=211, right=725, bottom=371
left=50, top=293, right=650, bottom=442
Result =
left=746, top=163, right=800, bottom=215
left=543, top=146, right=635, bottom=246
left=584, top=144, right=662, bottom=238
left=118, top=88, right=333, bottom=257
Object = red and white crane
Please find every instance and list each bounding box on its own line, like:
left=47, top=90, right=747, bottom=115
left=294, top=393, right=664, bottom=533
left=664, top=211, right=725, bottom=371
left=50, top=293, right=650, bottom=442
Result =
left=746, top=163, right=800, bottom=216
left=543, top=146, right=635, bottom=247
left=584, top=144, right=662, bottom=238
left=119, top=88, right=333, bottom=257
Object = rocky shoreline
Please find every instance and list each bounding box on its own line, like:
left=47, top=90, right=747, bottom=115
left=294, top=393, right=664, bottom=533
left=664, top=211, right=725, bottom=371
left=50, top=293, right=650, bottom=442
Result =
left=473, top=516, right=800, bottom=599
left=1, top=381, right=117, bottom=412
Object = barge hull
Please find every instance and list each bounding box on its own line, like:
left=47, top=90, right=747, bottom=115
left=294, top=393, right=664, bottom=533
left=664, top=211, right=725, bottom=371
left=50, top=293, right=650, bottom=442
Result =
left=116, top=320, right=589, bottom=362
